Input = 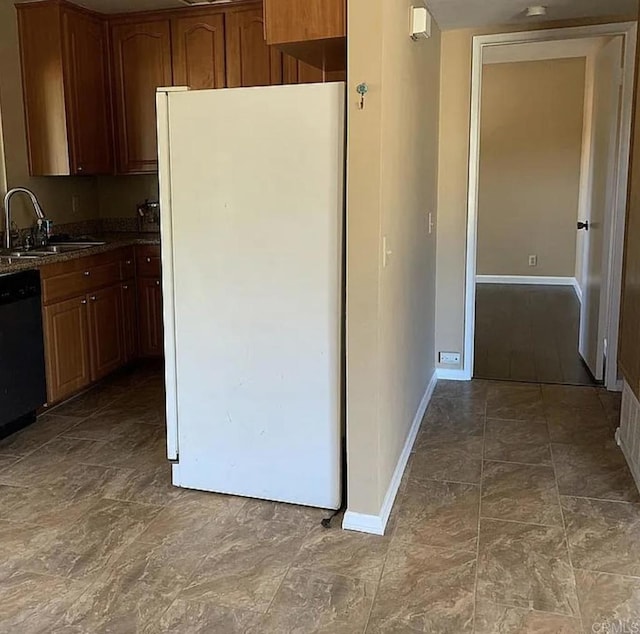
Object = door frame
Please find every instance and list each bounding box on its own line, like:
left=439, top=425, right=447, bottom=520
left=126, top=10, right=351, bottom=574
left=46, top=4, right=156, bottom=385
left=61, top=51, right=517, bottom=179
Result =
left=463, top=22, right=637, bottom=391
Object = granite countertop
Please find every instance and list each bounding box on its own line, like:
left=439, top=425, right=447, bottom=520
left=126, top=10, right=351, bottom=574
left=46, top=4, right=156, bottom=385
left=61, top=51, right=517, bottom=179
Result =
left=0, top=232, right=161, bottom=276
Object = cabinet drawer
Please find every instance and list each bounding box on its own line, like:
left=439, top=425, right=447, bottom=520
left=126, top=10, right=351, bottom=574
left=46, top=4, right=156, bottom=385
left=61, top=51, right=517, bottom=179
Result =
left=87, top=261, right=121, bottom=291
left=136, top=245, right=161, bottom=277
left=42, top=269, right=91, bottom=304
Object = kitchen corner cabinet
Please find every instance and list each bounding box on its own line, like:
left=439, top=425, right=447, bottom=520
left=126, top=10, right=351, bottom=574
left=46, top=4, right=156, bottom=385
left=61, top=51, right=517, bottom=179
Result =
left=226, top=5, right=282, bottom=87
left=87, top=285, right=125, bottom=381
left=136, top=246, right=164, bottom=357
left=110, top=19, right=173, bottom=174
left=17, top=0, right=113, bottom=176
left=283, top=56, right=346, bottom=84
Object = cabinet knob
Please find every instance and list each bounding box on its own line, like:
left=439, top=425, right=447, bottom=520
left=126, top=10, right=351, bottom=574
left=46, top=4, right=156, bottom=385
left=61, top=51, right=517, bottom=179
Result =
left=90, top=295, right=97, bottom=301
left=123, top=285, right=129, bottom=290
left=146, top=257, right=151, bottom=263
left=156, top=280, right=160, bottom=286
left=126, top=260, right=132, bottom=265
left=77, top=166, right=83, bottom=173
left=83, top=271, right=90, bottom=277
left=81, top=299, right=87, bottom=305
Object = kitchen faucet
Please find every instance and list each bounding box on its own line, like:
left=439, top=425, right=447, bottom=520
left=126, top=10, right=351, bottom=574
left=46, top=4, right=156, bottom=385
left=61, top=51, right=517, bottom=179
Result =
left=3, top=187, right=48, bottom=249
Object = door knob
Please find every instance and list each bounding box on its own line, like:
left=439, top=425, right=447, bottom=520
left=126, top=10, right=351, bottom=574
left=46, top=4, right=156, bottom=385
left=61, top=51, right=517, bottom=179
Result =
left=577, top=221, right=590, bottom=231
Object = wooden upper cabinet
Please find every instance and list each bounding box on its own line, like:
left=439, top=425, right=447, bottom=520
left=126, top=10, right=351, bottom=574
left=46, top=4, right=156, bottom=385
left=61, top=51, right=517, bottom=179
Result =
left=110, top=19, right=172, bottom=174
left=17, top=0, right=112, bottom=176
left=263, top=0, right=345, bottom=71
left=172, top=12, right=226, bottom=89
left=225, top=5, right=282, bottom=88
left=283, top=55, right=345, bottom=84
left=62, top=8, right=113, bottom=175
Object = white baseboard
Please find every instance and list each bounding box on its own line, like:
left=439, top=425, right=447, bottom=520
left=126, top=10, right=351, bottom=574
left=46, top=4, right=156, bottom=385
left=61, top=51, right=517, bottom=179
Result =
left=436, top=368, right=470, bottom=381
left=617, top=431, right=640, bottom=495
left=342, top=371, right=437, bottom=536
left=573, top=279, right=583, bottom=304
left=476, top=275, right=577, bottom=286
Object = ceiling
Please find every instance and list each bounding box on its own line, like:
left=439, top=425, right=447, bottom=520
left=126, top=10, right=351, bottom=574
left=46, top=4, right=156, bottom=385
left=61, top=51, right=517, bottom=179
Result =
left=11, top=0, right=639, bottom=24
left=11, top=0, right=235, bottom=14
left=424, top=0, right=638, bottom=30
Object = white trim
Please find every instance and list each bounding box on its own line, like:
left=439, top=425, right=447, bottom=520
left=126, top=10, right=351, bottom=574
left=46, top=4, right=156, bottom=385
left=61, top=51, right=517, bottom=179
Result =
left=342, top=371, right=437, bottom=535
left=573, top=278, right=583, bottom=305
left=436, top=368, right=470, bottom=381
left=476, top=275, right=577, bottom=286
left=463, top=23, right=637, bottom=392
left=617, top=430, right=640, bottom=494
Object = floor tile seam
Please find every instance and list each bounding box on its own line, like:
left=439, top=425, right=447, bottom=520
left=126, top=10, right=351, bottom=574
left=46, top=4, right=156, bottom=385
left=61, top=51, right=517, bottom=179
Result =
left=472, top=415, right=487, bottom=634
left=558, top=493, right=640, bottom=507
left=388, top=535, right=478, bottom=557
left=483, top=416, right=548, bottom=424
left=410, top=475, right=481, bottom=487
left=552, top=441, right=585, bottom=634
left=478, top=514, right=564, bottom=529
left=98, top=492, right=171, bottom=508
left=571, top=566, right=640, bottom=581
left=476, top=598, right=586, bottom=620
left=286, top=562, right=384, bottom=586
left=481, top=457, right=554, bottom=468
left=358, top=528, right=392, bottom=634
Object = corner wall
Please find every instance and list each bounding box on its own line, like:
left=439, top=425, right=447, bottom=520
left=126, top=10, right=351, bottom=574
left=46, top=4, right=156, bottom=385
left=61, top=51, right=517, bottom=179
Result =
left=346, top=0, right=441, bottom=526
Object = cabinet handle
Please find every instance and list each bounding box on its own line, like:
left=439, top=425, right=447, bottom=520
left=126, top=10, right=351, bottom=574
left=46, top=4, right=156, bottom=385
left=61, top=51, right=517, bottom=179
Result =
left=83, top=271, right=90, bottom=277
left=81, top=299, right=87, bottom=305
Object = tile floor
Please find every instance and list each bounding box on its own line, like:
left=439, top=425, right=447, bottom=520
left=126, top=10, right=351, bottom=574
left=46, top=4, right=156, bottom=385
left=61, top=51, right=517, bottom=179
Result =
left=0, top=370, right=639, bottom=633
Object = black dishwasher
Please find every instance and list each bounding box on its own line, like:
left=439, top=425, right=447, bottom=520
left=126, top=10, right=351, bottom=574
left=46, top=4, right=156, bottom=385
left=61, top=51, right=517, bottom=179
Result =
left=0, top=270, right=47, bottom=440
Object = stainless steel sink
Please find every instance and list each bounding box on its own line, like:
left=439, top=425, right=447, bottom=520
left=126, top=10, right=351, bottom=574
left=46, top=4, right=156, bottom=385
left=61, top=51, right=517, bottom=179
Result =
left=34, top=241, right=106, bottom=254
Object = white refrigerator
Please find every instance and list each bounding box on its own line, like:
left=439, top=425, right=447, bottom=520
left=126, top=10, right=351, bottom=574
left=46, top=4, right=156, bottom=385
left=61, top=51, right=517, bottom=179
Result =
left=156, top=83, right=345, bottom=510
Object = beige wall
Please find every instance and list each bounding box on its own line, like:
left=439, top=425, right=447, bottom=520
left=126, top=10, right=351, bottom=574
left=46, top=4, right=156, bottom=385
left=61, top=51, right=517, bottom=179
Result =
left=97, top=175, right=159, bottom=218
left=477, top=58, right=586, bottom=277
left=346, top=0, right=441, bottom=517
left=435, top=19, right=633, bottom=370
left=0, top=0, right=98, bottom=229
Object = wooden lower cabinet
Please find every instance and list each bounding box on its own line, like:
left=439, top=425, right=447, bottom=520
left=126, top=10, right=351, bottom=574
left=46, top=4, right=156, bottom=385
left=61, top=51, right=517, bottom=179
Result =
left=87, top=285, right=125, bottom=382
left=138, top=277, right=164, bottom=357
left=121, top=280, right=138, bottom=362
left=41, top=245, right=161, bottom=405
left=43, top=296, right=91, bottom=404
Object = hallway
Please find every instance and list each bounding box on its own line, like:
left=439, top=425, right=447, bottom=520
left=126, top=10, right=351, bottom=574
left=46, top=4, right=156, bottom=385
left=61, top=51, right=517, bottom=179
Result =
left=0, top=370, right=638, bottom=632
left=474, top=284, right=597, bottom=386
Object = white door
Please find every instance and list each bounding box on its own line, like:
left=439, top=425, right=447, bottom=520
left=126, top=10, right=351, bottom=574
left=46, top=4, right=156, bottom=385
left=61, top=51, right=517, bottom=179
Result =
left=157, top=84, right=345, bottom=509
left=579, top=37, right=623, bottom=380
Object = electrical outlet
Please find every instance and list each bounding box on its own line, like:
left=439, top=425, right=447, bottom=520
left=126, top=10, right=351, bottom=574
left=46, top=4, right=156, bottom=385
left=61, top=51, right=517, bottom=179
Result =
left=528, top=255, right=538, bottom=267
left=439, top=352, right=461, bottom=365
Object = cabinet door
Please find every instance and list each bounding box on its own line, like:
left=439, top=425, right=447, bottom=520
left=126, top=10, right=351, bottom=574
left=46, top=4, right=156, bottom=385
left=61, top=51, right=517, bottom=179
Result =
left=121, top=280, right=138, bottom=363
left=172, top=13, right=226, bottom=90
left=62, top=8, right=113, bottom=175
left=87, top=285, right=125, bottom=382
left=111, top=20, right=172, bottom=173
left=43, top=297, right=91, bottom=404
left=225, top=6, right=282, bottom=88
left=138, top=277, right=164, bottom=357
left=282, top=55, right=346, bottom=84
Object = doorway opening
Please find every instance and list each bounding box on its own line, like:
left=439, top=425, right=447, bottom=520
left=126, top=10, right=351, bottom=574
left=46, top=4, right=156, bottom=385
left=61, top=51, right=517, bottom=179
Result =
left=464, top=23, right=637, bottom=391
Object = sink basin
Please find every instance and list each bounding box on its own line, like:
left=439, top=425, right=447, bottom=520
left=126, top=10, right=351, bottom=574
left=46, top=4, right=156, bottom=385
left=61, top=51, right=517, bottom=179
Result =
left=35, top=242, right=106, bottom=253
